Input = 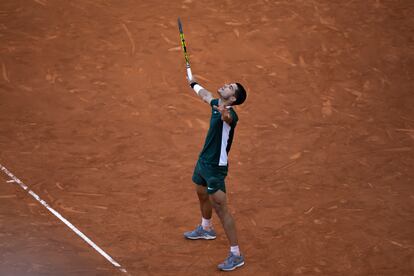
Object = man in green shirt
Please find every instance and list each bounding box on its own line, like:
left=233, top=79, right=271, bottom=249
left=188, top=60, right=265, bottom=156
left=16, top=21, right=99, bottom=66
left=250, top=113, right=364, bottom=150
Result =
left=183, top=76, right=247, bottom=271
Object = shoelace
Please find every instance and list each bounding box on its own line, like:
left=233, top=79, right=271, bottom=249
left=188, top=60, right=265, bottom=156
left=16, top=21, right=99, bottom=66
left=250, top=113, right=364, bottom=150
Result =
left=224, top=254, right=235, bottom=265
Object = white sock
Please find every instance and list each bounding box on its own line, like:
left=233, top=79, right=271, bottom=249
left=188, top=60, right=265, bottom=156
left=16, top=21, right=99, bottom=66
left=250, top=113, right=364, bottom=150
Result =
left=201, top=217, right=212, bottom=230
left=230, top=245, right=240, bottom=256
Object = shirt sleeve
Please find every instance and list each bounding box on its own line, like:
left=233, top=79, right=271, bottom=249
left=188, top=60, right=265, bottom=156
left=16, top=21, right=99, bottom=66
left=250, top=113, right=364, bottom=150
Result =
left=210, top=99, right=219, bottom=109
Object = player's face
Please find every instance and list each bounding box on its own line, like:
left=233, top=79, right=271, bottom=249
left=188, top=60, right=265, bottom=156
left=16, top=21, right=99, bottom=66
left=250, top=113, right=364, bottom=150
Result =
left=218, top=83, right=237, bottom=101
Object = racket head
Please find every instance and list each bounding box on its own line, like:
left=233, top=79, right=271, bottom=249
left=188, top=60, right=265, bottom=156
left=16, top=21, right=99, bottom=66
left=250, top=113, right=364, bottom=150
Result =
left=178, top=17, right=184, bottom=34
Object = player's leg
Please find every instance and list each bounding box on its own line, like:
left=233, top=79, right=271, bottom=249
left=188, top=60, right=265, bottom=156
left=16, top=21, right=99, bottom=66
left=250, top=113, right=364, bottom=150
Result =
left=210, top=190, right=245, bottom=271
left=209, top=190, right=238, bottom=246
left=184, top=183, right=217, bottom=240
left=184, top=160, right=217, bottom=240
left=196, top=184, right=213, bottom=230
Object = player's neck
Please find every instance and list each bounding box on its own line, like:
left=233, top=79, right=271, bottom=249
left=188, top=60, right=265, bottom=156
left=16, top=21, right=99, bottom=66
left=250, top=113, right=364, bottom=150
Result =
left=218, top=98, right=232, bottom=107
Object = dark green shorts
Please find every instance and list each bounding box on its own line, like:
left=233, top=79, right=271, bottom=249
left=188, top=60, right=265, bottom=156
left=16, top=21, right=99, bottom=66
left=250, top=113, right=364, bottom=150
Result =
left=192, top=159, right=228, bottom=194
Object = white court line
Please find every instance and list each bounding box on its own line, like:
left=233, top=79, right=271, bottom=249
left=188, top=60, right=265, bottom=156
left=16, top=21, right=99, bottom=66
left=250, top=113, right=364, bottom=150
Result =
left=0, top=163, right=128, bottom=274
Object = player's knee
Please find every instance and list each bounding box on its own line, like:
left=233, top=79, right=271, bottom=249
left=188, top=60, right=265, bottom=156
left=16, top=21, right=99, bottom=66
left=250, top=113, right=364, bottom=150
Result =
left=197, top=192, right=209, bottom=202
left=196, top=185, right=208, bottom=200
left=210, top=199, right=226, bottom=217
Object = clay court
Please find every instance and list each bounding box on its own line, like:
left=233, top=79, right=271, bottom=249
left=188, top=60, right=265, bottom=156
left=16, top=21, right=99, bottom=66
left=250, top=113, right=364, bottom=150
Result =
left=1, top=0, right=413, bottom=275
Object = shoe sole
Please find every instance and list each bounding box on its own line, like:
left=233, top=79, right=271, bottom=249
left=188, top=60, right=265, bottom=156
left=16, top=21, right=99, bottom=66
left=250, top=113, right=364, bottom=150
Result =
left=184, top=235, right=216, bottom=240
left=219, top=261, right=245, bottom=271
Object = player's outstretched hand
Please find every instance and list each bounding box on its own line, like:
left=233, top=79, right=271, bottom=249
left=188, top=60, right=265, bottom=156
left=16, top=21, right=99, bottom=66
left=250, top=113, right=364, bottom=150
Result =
left=187, top=75, right=197, bottom=86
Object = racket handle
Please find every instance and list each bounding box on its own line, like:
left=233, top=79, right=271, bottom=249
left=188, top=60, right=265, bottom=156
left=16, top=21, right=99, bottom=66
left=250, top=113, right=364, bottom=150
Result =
left=186, top=64, right=193, bottom=80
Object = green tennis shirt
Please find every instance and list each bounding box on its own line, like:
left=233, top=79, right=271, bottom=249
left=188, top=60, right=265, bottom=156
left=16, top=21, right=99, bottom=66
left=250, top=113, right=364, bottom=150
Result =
left=199, top=99, right=239, bottom=167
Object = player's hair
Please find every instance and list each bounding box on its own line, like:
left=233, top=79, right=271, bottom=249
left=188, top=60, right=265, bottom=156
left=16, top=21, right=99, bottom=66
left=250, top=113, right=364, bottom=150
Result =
left=233, top=83, right=247, bottom=105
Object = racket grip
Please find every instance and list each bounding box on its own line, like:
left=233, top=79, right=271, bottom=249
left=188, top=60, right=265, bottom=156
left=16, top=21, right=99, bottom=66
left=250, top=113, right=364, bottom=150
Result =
left=186, top=65, right=193, bottom=80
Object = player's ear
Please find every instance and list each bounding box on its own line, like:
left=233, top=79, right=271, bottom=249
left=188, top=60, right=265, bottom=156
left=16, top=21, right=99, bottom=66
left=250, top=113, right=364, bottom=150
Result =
left=230, top=95, right=236, bottom=104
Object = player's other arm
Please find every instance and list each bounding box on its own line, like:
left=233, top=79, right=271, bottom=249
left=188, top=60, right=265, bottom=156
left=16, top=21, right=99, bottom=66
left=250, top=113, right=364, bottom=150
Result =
left=187, top=77, right=213, bottom=105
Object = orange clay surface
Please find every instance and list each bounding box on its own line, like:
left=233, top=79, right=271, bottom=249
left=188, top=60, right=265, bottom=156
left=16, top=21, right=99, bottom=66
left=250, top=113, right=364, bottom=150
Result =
left=0, top=0, right=413, bottom=275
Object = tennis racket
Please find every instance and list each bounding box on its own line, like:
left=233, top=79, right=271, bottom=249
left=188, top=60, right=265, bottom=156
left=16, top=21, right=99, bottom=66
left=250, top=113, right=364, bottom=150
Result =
left=177, top=17, right=193, bottom=80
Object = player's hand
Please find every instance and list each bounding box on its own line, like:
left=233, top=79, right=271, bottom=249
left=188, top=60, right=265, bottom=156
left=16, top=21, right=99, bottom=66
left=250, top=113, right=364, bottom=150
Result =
left=187, top=75, right=197, bottom=86
left=214, top=105, right=231, bottom=116
left=213, top=104, right=227, bottom=114
left=213, top=105, right=232, bottom=123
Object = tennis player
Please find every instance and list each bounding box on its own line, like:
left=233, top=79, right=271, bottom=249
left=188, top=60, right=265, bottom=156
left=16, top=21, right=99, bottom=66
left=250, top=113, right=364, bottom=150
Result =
left=183, top=76, right=247, bottom=271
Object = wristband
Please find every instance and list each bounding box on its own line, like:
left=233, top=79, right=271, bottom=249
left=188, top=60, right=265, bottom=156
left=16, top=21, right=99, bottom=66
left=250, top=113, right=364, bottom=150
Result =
left=189, top=82, right=204, bottom=94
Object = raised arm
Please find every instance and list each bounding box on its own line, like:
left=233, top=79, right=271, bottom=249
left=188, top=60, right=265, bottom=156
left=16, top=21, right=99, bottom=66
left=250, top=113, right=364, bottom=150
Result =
left=187, top=77, right=213, bottom=105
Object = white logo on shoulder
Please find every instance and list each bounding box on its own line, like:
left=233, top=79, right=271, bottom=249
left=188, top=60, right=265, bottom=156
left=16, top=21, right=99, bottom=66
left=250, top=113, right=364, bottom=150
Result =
left=207, top=187, right=214, bottom=190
